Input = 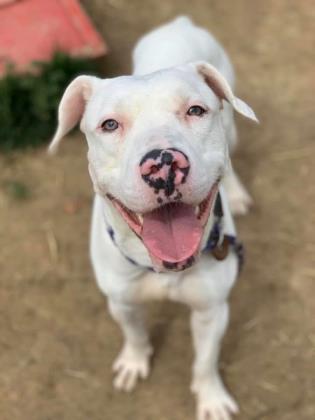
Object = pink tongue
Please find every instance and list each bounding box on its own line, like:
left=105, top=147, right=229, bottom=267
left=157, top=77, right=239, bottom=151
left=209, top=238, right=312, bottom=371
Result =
left=142, top=204, right=203, bottom=263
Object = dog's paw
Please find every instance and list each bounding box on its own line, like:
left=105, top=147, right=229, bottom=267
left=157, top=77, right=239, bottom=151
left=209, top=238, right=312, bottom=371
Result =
left=192, top=378, right=239, bottom=420
left=112, top=344, right=153, bottom=392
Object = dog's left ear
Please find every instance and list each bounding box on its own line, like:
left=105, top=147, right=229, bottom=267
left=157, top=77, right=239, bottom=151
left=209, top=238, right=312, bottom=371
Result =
left=48, top=75, right=100, bottom=154
left=191, top=62, right=258, bottom=123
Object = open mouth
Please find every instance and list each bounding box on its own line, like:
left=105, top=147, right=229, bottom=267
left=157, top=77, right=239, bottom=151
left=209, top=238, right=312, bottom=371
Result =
left=107, top=184, right=218, bottom=272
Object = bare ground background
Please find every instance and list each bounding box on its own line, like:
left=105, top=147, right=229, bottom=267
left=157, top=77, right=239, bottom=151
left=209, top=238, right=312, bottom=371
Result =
left=0, top=1, right=314, bottom=419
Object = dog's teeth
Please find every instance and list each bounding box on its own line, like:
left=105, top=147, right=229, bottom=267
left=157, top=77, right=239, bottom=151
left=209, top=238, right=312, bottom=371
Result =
left=138, top=214, right=143, bottom=224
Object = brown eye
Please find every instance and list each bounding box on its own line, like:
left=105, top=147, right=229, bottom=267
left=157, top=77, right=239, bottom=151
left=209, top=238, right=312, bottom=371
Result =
left=187, top=105, right=206, bottom=116
left=101, top=119, right=119, bottom=131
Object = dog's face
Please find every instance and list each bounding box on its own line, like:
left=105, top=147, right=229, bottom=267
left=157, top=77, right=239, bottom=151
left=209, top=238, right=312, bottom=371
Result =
left=84, top=68, right=226, bottom=209
left=50, top=62, right=257, bottom=272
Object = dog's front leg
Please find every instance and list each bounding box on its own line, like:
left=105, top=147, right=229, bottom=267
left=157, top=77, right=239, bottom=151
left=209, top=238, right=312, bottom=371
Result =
left=190, top=303, right=239, bottom=420
left=108, top=299, right=153, bottom=392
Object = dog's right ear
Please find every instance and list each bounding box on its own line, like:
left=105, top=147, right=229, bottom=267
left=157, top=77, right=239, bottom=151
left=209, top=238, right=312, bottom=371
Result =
left=48, top=75, right=100, bottom=154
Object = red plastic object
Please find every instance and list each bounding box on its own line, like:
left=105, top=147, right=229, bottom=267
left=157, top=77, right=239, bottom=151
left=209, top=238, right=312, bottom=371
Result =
left=0, top=0, right=107, bottom=75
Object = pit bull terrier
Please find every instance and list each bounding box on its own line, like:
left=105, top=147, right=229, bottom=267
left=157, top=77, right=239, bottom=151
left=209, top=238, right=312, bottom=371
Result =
left=50, top=16, right=257, bottom=420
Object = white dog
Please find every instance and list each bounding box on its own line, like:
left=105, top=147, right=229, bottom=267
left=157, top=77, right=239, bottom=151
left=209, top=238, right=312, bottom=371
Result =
left=49, top=16, right=257, bottom=420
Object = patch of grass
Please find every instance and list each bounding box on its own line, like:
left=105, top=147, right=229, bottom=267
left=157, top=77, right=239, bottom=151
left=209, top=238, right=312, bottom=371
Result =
left=3, top=180, right=31, bottom=200
left=0, top=52, right=99, bottom=151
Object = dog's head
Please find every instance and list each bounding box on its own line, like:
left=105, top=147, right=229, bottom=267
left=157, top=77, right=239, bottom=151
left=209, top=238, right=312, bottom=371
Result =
left=50, top=62, right=257, bottom=272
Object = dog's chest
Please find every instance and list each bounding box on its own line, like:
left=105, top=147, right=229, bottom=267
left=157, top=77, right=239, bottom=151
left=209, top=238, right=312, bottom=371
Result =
left=131, top=270, right=184, bottom=302
left=128, top=255, right=236, bottom=309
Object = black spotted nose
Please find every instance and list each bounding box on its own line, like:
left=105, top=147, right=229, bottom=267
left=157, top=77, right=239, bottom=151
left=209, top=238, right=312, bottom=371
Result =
left=139, top=148, right=190, bottom=196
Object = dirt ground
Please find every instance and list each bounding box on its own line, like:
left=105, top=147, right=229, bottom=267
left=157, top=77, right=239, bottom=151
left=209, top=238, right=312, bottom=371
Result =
left=1, top=1, right=314, bottom=419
